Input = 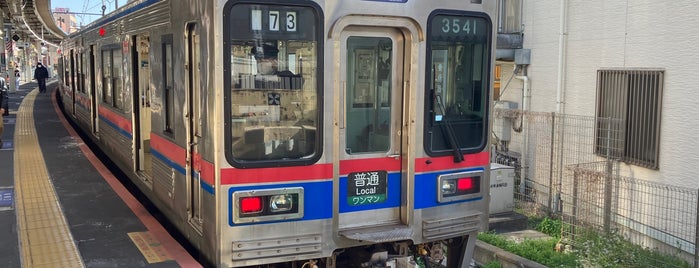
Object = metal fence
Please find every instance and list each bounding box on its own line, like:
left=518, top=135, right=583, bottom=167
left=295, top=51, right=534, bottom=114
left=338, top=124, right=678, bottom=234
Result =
left=491, top=107, right=699, bottom=267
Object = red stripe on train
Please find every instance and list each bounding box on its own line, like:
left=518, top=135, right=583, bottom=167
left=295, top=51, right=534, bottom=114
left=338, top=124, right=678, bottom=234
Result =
left=75, top=94, right=91, bottom=108
left=150, top=134, right=186, bottom=167
left=339, top=157, right=401, bottom=174
left=98, top=106, right=133, bottom=134
left=219, top=152, right=489, bottom=185
left=149, top=134, right=216, bottom=186
left=221, top=164, right=333, bottom=185
left=415, top=151, right=490, bottom=172
left=195, top=153, right=216, bottom=186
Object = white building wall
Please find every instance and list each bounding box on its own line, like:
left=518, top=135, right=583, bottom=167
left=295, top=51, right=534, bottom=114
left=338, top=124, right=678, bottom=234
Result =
left=505, top=0, right=699, bottom=187
left=521, top=0, right=561, bottom=113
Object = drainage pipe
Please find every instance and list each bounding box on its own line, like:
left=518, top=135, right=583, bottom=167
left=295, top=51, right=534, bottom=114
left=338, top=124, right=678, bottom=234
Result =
left=556, top=0, right=568, bottom=114
left=515, top=70, right=529, bottom=195
left=554, top=0, right=569, bottom=214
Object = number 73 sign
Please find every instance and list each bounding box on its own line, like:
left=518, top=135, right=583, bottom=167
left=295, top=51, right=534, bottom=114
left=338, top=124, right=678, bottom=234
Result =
left=251, top=10, right=297, bottom=32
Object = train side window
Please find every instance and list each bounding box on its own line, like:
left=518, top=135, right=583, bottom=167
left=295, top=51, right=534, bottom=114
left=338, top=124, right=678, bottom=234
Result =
left=112, top=50, right=124, bottom=108
left=101, top=50, right=113, bottom=105
left=81, top=53, right=88, bottom=94
left=60, top=57, right=67, bottom=86
left=224, top=3, right=323, bottom=167
left=64, top=56, right=70, bottom=87
left=77, top=53, right=82, bottom=93
left=162, top=34, right=174, bottom=133
left=424, top=12, right=492, bottom=157
left=70, top=50, right=76, bottom=93
left=101, top=46, right=124, bottom=109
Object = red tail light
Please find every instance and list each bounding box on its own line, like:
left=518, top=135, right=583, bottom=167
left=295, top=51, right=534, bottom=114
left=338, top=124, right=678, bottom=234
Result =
left=457, top=177, right=474, bottom=191
left=240, top=197, right=263, bottom=213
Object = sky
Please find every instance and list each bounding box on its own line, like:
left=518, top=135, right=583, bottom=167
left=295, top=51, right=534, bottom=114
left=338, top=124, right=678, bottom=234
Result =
left=51, top=0, right=122, bottom=28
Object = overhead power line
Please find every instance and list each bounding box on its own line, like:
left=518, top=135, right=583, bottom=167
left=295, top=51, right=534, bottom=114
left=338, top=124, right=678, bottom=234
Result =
left=53, top=11, right=103, bottom=16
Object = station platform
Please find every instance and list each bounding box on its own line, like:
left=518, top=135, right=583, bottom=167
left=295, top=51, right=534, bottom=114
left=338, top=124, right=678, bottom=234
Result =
left=0, top=81, right=201, bottom=268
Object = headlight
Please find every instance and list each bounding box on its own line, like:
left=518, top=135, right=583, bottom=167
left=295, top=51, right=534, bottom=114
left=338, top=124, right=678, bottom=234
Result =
left=270, top=194, right=294, bottom=212
left=441, top=180, right=456, bottom=195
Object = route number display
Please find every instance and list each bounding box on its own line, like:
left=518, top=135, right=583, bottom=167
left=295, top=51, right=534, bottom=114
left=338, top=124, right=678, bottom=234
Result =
left=251, top=10, right=297, bottom=32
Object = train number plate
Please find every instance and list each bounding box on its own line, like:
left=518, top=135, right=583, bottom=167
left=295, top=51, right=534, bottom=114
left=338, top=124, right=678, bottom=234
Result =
left=347, top=170, right=387, bottom=206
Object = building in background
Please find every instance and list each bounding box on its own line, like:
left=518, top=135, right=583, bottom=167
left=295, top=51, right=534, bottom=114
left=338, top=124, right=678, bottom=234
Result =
left=53, top=8, right=78, bottom=34
left=495, top=0, right=699, bottom=187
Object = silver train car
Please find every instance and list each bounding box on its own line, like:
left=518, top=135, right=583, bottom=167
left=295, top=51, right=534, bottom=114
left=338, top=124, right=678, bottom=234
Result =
left=57, top=0, right=495, bottom=267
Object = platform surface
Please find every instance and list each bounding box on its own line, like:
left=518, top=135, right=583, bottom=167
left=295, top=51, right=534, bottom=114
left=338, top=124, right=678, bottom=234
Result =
left=0, top=81, right=200, bottom=268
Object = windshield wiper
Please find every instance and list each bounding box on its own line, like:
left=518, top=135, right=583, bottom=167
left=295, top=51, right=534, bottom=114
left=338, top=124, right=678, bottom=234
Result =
left=430, top=64, right=464, bottom=163
left=433, top=91, right=464, bottom=163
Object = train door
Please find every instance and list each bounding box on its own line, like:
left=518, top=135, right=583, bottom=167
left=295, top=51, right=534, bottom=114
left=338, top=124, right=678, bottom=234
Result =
left=185, top=23, right=203, bottom=230
left=338, top=26, right=408, bottom=235
left=90, top=45, right=98, bottom=134
left=134, top=34, right=153, bottom=186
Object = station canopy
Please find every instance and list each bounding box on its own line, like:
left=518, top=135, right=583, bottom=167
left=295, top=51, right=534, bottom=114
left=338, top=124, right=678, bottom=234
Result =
left=0, top=0, right=67, bottom=47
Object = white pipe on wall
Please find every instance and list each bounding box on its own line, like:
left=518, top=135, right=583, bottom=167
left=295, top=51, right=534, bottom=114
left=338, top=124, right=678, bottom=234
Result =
left=516, top=75, right=529, bottom=113
left=515, top=73, right=529, bottom=194
left=554, top=0, right=569, bottom=212
left=555, top=0, right=568, bottom=114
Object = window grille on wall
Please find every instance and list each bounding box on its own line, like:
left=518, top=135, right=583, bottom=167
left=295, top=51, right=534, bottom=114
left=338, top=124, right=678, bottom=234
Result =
left=595, top=69, right=663, bottom=169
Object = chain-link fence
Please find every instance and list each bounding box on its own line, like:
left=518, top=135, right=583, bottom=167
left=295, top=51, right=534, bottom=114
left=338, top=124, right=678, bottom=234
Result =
left=492, top=107, right=699, bottom=267
left=563, top=162, right=698, bottom=267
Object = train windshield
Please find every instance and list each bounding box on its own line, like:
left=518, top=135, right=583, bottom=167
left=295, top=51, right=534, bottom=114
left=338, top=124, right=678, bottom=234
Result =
left=425, top=14, right=491, bottom=156
left=226, top=4, right=321, bottom=164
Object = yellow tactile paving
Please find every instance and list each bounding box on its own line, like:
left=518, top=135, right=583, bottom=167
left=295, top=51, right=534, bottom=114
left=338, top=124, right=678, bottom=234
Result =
left=14, top=90, right=85, bottom=268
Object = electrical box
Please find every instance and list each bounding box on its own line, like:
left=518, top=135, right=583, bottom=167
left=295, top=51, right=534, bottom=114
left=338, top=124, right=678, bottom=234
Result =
left=515, top=49, right=531, bottom=65
left=489, top=163, right=515, bottom=215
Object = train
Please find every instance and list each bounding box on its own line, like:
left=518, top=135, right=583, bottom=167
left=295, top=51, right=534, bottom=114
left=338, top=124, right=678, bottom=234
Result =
left=57, top=0, right=495, bottom=267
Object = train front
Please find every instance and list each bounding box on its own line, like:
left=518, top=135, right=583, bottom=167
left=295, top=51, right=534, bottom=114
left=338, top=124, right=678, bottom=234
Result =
left=218, top=0, right=495, bottom=267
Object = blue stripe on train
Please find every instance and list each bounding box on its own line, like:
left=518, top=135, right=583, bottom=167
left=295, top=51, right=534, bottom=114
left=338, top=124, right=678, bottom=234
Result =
left=151, top=149, right=186, bottom=175
left=226, top=167, right=486, bottom=226
left=99, top=115, right=133, bottom=140
left=201, top=180, right=215, bottom=195
left=152, top=148, right=216, bottom=195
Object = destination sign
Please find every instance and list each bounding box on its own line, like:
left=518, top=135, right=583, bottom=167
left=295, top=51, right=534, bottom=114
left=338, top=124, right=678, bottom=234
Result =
left=430, top=15, right=489, bottom=42
left=347, top=170, right=388, bottom=206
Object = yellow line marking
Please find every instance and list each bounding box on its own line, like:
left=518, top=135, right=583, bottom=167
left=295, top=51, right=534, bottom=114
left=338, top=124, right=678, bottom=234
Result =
left=128, top=232, right=174, bottom=263
left=14, top=90, right=85, bottom=268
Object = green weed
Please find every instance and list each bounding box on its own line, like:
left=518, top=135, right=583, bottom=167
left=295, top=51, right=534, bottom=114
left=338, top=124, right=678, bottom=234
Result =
left=478, top=216, right=692, bottom=268
left=477, top=231, right=578, bottom=267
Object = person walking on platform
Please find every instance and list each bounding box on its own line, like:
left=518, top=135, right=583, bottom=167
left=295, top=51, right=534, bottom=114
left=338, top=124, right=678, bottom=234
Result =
left=0, top=79, right=8, bottom=147
left=14, top=69, right=21, bottom=92
left=34, top=62, right=49, bottom=93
